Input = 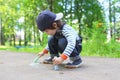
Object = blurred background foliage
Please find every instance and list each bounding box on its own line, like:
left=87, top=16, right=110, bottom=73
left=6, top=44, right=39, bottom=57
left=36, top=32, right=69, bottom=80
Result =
left=0, top=0, right=120, bottom=57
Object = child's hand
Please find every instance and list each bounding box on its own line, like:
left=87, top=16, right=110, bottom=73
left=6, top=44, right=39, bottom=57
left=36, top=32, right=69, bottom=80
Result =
left=53, top=57, right=64, bottom=65
left=38, top=52, right=45, bottom=57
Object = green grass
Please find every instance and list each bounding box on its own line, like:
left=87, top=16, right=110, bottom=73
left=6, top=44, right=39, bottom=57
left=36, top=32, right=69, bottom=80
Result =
left=81, top=40, right=120, bottom=58
left=0, top=45, right=43, bottom=54
left=0, top=40, right=120, bottom=58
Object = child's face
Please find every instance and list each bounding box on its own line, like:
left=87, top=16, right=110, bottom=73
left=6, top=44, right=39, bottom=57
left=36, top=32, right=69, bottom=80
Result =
left=44, top=29, right=57, bottom=35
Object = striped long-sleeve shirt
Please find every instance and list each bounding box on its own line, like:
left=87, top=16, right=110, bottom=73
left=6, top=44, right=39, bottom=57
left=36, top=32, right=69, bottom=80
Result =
left=43, top=24, right=81, bottom=60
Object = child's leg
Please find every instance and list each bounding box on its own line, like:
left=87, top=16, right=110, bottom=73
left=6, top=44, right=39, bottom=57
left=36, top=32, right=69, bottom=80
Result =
left=67, top=42, right=82, bottom=68
left=58, top=38, right=82, bottom=58
left=43, top=37, right=59, bottom=64
left=48, top=36, right=59, bottom=58
left=58, top=38, right=82, bottom=68
left=58, top=38, right=67, bottom=53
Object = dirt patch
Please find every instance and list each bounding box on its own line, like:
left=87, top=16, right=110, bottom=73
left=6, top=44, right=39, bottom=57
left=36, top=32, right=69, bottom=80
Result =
left=0, top=50, right=120, bottom=80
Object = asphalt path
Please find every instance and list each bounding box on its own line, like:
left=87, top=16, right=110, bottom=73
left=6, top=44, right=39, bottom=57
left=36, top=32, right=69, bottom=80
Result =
left=0, top=50, right=120, bottom=80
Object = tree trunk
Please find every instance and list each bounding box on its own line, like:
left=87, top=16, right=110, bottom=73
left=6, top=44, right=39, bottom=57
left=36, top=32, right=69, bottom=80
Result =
left=13, top=34, right=16, bottom=46
left=75, top=0, right=83, bottom=35
left=113, top=5, right=116, bottom=40
left=9, top=35, right=12, bottom=46
left=109, top=0, right=112, bottom=40
left=0, top=18, right=5, bottom=45
left=24, top=31, right=28, bottom=46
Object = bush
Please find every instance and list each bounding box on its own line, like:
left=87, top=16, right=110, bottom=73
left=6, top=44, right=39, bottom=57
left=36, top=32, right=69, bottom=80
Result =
left=81, top=21, right=120, bottom=58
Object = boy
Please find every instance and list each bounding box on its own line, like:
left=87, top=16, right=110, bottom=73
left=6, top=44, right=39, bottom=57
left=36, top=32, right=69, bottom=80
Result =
left=36, top=10, right=82, bottom=68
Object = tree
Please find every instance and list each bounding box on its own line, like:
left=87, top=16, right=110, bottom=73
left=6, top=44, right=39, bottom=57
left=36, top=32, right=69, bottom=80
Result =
left=0, top=0, right=106, bottom=46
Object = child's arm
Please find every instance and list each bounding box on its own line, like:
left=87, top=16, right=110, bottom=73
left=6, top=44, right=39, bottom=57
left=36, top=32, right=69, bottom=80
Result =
left=53, top=57, right=64, bottom=64
left=61, top=25, right=77, bottom=60
left=38, top=48, right=49, bottom=57
left=53, top=25, right=78, bottom=64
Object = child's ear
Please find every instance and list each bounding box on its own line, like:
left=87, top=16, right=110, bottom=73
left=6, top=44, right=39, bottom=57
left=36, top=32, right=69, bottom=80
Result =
left=52, top=22, right=57, bottom=28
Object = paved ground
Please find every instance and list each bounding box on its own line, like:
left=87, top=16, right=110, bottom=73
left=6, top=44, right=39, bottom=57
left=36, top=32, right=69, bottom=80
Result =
left=0, top=50, right=120, bottom=80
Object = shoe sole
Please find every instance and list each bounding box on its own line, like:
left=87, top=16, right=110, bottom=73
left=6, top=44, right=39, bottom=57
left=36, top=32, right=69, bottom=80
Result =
left=43, top=61, right=53, bottom=64
left=65, top=64, right=81, bottom=69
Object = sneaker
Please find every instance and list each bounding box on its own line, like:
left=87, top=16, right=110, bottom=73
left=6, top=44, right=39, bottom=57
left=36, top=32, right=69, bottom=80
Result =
left=65, top=58, right=82, bottom=68
left=43, top=57, right=53, bottom=64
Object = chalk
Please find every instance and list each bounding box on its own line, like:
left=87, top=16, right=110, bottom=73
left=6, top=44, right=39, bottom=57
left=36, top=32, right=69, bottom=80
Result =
left=33, top=56, right=40, bottom=63
left=54, top=65, right=59, bottom=71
